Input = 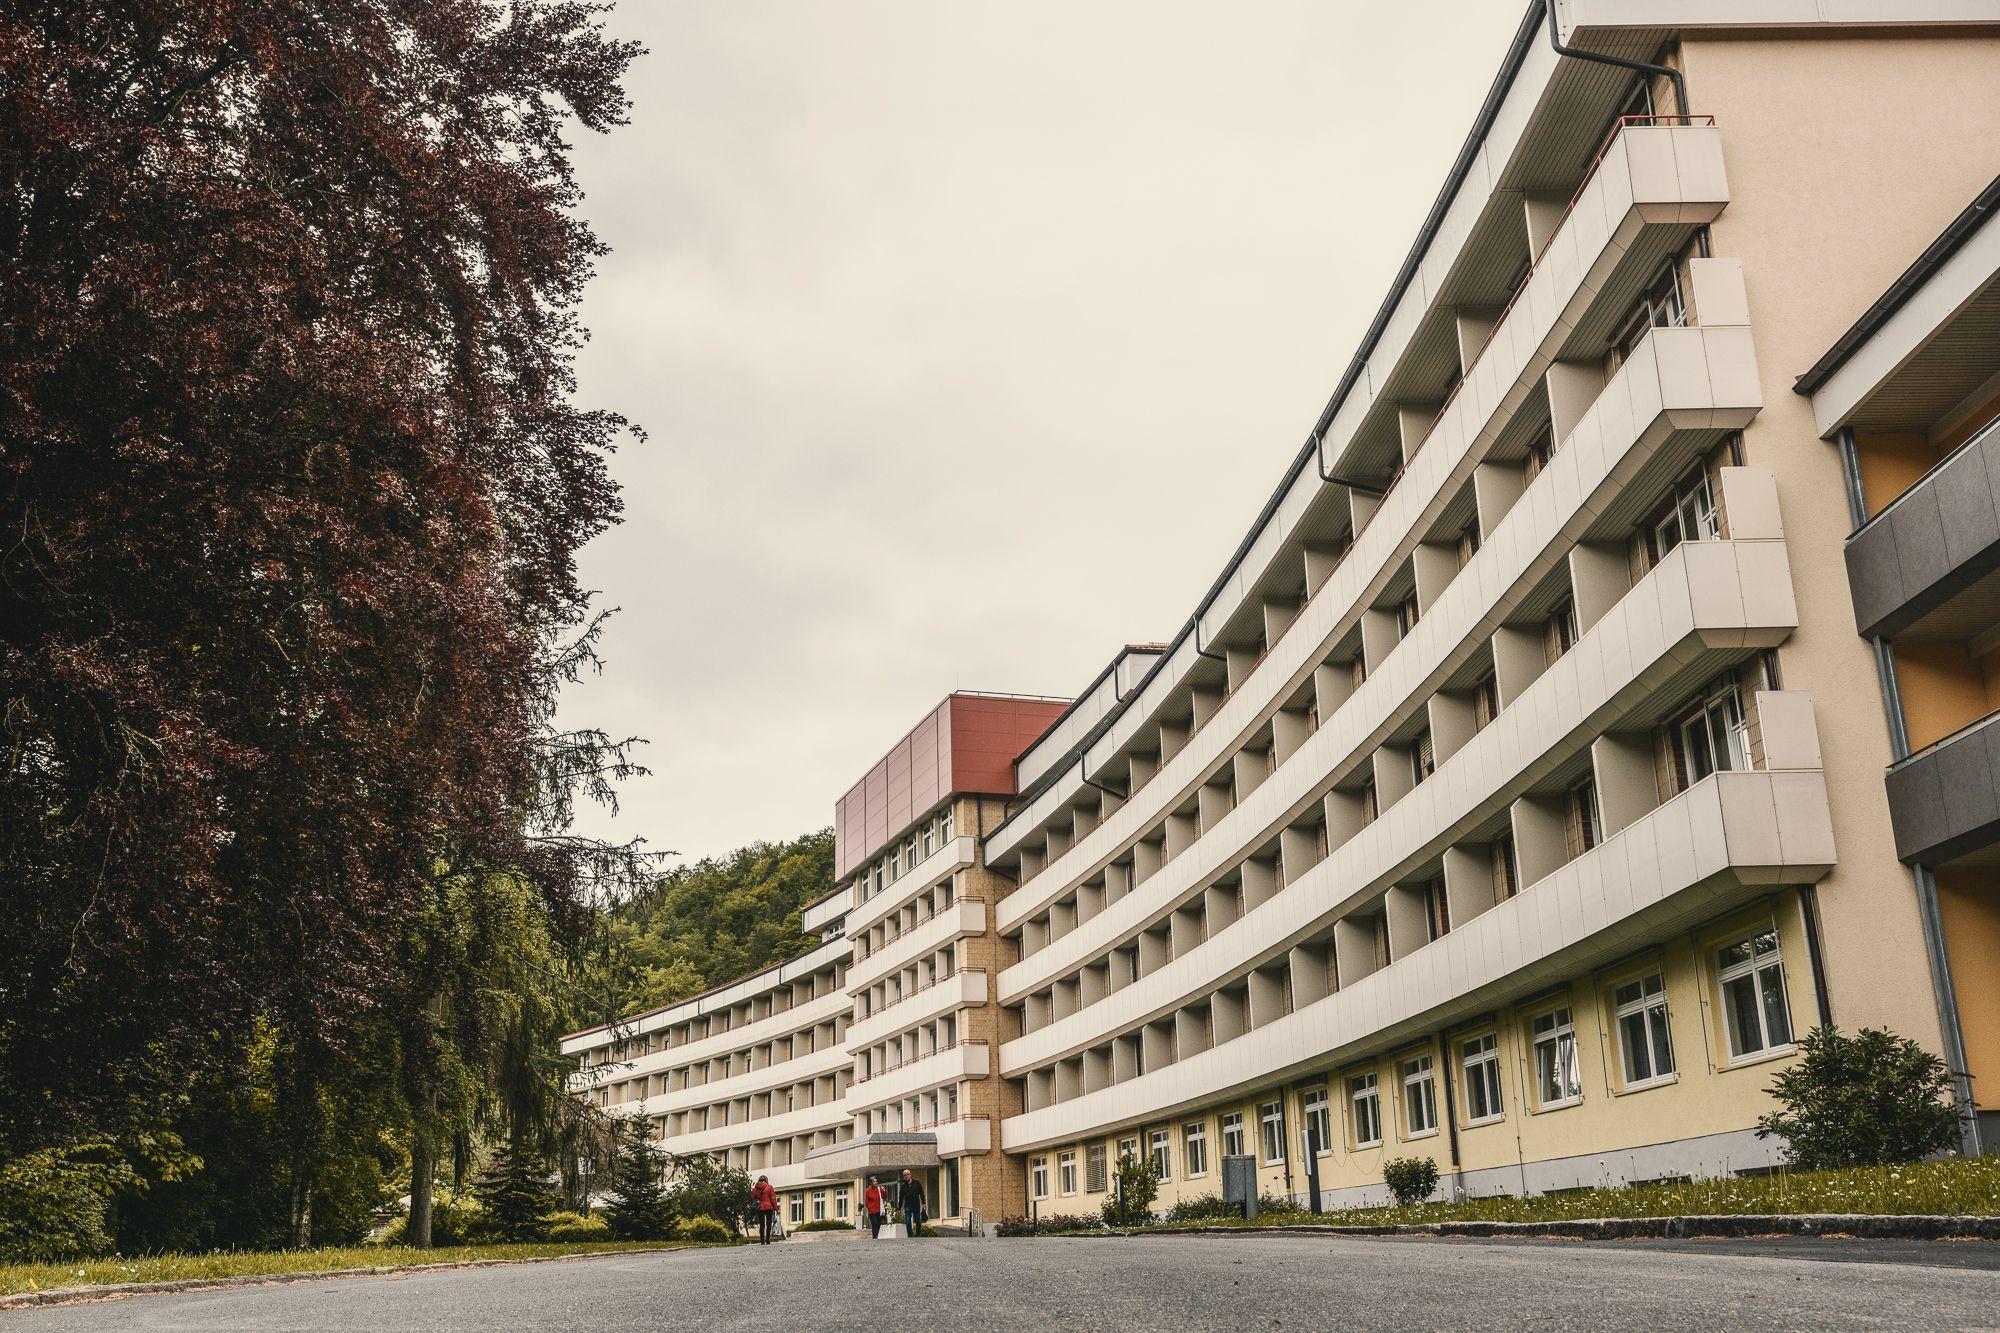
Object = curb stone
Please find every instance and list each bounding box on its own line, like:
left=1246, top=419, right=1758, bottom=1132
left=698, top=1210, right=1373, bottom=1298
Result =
left=1050, top=1214, right=2000, bottom=1242
left=0, top=1244, right=693, bottom=1311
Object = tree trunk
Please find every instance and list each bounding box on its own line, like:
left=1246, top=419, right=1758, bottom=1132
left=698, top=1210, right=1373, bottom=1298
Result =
left=409, top=1123, right=436, bottom=1248
left=289, top=1164, right=314, bottom=1249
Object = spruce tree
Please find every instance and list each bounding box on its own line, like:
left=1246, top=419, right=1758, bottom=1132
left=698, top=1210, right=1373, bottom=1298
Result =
left=473, top=1141, right=558, bottom=1242
left=602, top=1118, right=676, bottom=1241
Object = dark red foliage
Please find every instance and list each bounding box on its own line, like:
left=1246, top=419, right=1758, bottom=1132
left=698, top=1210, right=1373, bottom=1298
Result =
left=0, top=1, right=640, bottom=1152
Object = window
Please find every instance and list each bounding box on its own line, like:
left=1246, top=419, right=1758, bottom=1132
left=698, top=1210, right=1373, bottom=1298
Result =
left=789, top=1195, right=804, bottom=1225
left=1183, top=1122, right=1209, bottom=1178
left=812, top=1191, right=827, bottom=1222
left=872, top=864, right=884, bottom=895
left=1568, top=778, right=1602, bottom=856
left=1059, top=1150, right=1078, bottom=1196
left=1086, top=1144, right=1109, bottom=1193
left=1302, top=1087, right=1332, bottom=1155
left=1349, top=1073, right=1383, bottom=1148
left=1259, top=1101, right=1286, bottom=1165
left=1474, top=673, right=1499, bottom=729
left=922, top=823, right=936, bottom=857
left=1614, top=971, right=1676, bottom=1087
left=1492, top=835, right=1519, bottom=901
left=1458, top=519, right=1481, bottom=567
left=1396, top=594, right=1421, bottom=637
left=1361, top=778, right=1379, bottom=825
left=1532, top=1006, right=1582, bottom=1107
left=1651, top=465, right=1719, bottom=559
left=1117, top=1135, right=1139, bottom=1167
left=1524, top=426, right=1554, bottom=481
left=1610, top=260, right=1687, bottom=363
left=1402, top=1055, right=1439, bottom=1136
left=1422, top=879, right=1451, bottom=942
left=836, top=1190, right=850, bottom=1220
left=1678, top=681, right=1748, bottom=786
left=1718, top=929, right=1794, bottom=1060
left=1220, top=1113, right=1246, bottom=1159
left=888, top=847, right=901, bottom=881
left=939, top=808, right=954, bottom=841
left=1030, top=1156, right=1049, bottom=1199
left=1462, top=1033, right=1504, bottom=1123
left=1149, top=1129, right=1172, bottom=1181
left=1413, top=729, right=1435, bottom=785
left=1546, top=598, right=1579, bottom=663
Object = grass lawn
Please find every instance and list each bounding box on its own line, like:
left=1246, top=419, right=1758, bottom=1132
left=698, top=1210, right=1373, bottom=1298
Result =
left=0, top=1239, right=706, bottom=1298
left=1154, top=1156, right=2000, bottom=1231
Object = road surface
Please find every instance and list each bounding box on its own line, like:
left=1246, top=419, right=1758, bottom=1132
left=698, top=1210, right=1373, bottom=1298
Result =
left=12, top=1232, right=2000, bottom=1331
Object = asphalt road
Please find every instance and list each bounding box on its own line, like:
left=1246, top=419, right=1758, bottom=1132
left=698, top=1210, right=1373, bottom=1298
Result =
left=13, top=1233, right=2000, bottom=1332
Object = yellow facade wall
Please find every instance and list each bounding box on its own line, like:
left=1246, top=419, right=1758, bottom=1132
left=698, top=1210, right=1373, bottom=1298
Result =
left=1935, top=868, right=2000, bottom=1104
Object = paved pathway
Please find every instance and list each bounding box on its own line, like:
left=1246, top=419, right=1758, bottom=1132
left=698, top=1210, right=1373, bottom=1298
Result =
left=12, top=1232, right=2000, bottom=1331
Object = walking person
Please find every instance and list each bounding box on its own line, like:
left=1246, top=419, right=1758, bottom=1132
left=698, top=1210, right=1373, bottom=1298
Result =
left=752, top=1174, right=779, bottom=1245
left=898, top=1168, right=927, bottom=1237
left=864, top=1175, right=886, bottom=1239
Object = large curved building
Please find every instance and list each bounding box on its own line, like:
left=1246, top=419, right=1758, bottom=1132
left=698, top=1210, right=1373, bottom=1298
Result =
left=566, top=0, right=2000, bottom=1226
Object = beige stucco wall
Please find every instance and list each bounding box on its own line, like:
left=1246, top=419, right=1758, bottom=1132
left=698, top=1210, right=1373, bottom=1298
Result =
left=1687, top=30, right=2000, bottom=1055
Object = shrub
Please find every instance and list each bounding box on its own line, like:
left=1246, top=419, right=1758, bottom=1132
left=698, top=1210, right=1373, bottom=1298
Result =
left=471, top=1143, right=560, bottom=1242
left=1101, top=1152, right=1161, bottom=1227
left=601, top=1118, right=677, bottom=1241
left=1757, top=1027, right=1962, bottom=1170
left=678, top=1215, right=732, bottom=1244
left=794, top=1219, right=853, bottom=1232
left=995, top=1212, right=1103, bottom=1236
left=0, top=1145, right=136, bottom=1263
left=1255, top=1193, right=1306, bottom=1217
left=543, top=1212, right=612, bottom=1244
left=1164, top=1194, right=1243, bottom=1224
left=378, top=1198, right=482, bottom=1248
left=665, top=1152, right=752, bottom=1236
left=1383, top=1157, right=1440, bottom=1207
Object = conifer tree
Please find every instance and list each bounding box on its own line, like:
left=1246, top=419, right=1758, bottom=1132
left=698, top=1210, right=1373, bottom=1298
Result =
left=472, top=1142, right=558, bottom=1242
left=601, top=1118, right=676, bottom=1241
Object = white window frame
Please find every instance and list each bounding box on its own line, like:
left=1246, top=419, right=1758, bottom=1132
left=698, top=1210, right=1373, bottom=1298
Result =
left=1030, top=1156, right=1050, bottom=1200
left=1532, top=1005, right=1583, bottom=1109
left=921, top=823, right=936, bottom=858
left=1680, top=681, right=1749, bottom=785
left=1717, top=928, right=1795, bottom=1063
left=1653, top=464, right=1719, bottom=557
left=1612, top=970, right=1677, bottom=1090
left=1058, top=1150, right=1078, bottom=1197
left=1148, top=1129, right=1172, bottom=1181
left=1183, top=1121, right=1209, bottom=1179
left=1258, top=1101, right=1285, bottom=1166
left=1349, top=1073, right=1382, bottom=1149
left=1301, top=1087, right=1333, bottom=1156
left=836, top=1190, right=850, bottom=1220
left=1220, top=1113, right=1246, bottom=1159
left=812, top=1190, right=827, bottom=1222
left=1461, top=1033, right=1504, bottom=1125
left=789, top=1194, right=804, bottom=1225
left=1401, top=1055, right=1439, bottom=1138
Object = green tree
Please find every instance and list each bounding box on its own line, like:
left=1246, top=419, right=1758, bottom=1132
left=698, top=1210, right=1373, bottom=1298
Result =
left=1101, top=1153, right=1159, bottom=1227
left=601, top=1118, right=676, bottom=1241
left=665, top=1152, right=753, bottom=1236
left=1757, top=1026, right=1962, bottom=1169
left=472, top=1142, right=560, bottom=1242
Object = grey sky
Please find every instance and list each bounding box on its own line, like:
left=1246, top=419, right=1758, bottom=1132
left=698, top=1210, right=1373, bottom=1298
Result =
left=558, top=1, right=1526, bottom=865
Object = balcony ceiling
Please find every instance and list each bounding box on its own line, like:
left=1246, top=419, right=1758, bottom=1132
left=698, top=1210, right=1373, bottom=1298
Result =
left=1848, top=275, right=2000, bottom=434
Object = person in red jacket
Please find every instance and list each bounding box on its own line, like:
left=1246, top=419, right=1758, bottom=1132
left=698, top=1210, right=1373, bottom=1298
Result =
left=863, top=1175, right=886, bottom=1239
left=752, top=1175, right=779, bottom=1245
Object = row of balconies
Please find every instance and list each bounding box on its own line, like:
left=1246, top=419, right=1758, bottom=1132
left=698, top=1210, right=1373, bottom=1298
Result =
left=567, top=947, right=849, bottom=1073
left=847, top=967, right=987, bottom=1052
left=850, top=873, right=964, bottom=974
left=1001, top=529, right=1803, bottom=1103
left=985, top=118, right=1731, bottom=877
left=600, top=1035, right=851, bottom=1120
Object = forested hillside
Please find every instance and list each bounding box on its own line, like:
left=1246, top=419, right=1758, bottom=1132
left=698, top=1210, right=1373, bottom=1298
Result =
left=592, top=829, right=836, bottom=1020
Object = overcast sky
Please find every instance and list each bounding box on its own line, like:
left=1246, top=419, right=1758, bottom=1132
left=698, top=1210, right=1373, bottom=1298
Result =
left=556, top=0, right=1527, bottom=865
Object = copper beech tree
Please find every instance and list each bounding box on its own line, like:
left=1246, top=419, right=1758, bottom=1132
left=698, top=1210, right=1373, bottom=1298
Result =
left=0, top=2, right=643, bottom=1242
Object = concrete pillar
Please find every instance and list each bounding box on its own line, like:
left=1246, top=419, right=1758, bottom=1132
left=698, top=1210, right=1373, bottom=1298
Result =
left=1137, top=925, right=1171, bottom=978
left=1384, top=884, right=1431, bottom=961
left=1491, top=624, right=1548, bottom=709
left=1160, top=719, right=1189, bottom=763
left=1127, top=751, right=1157, bottom=791
left=1442, top=844, right=1495, bottom=930
left=1204, top=880, right=1242, bottom=934
left=1509, top=793, right=1568, bottom=891
left=1372, top=745, right=1415, bottom=812
left=1113, top=1033, right=1141, bottom=1083
left=1049, top=897, right=1076, bottom=944
left=1083, top=1046, right=1112, bottom=1094
left=1142, top=1020, right=1175, bottom=1074
left=1314, top=661, right=1357, bottom=720
left=1262, top=597, right=1302, bottom=648
left=1051, top=977, right=1079, bottom=1022
left=1474, top=460, right=1526, bottom=537
left=1054, top=1058, right=1081, bottom=1104
left=1324, top=788, right=1369, bottom=851
left=1169, top=903, right=1206, bottom=959
left=1077, top=879, right=1105, bottom=925
left=1023, top=991, right=1051, bottom=1034
left=1080, top=960, right=1108, bottom=1007
left=1197, top=782, right=1233, bottom=833
left=1333, top=915, right=1381, bottom=987
left=1247, top=966, right=1290, bottom=1030
left=1568, top=541, right=1629, bottom=635
left=1176, top=1005, right=1213, bottom=1058
left=1592, top=731, right=1659, bottom=838
left=1428, top=692, right=1478, bottom=766
left=1191, top=687, right=1222, bottom=729
left=1289, top=941, right=1333, bottom=1006
left=1360, top=608, right=1400, bottom=674
left=1165, top=812, right=1197, bottom=860
left=1349, top=487, right=1381, bottom=535
left=1718, top=466, right=1783, bottom=541
left=1021, top=916, right=1048, bottom=959
left=1455, top=308, right=1502, bottom=368
left=1133, top=837, right=1163, bottom=885
left=1225, top=646, right=1260, bottom=693
left=1107, top=860, right=1134, bottom=905
left=1234, top=747, right=1272, bottom=799
left=1304, top=543, right=1346, bottom=590
left=1545, top=360, right=1605, bottom=445
left=1272, top=709, right=1313, bottom=765
left=1280, top=823, right=1323, bottom=887
left=1413, top=541, right=1459, bottom=614
left=1397, top=404, right=1440, bottom=465
left=1523, top=191, right=1567, bottom=256
left=1211, top=987, right=1248, bottom=1044
left=1025, top=1067, right=1052, bottom=1111
left=1241, top=856, right=1280, bottom=913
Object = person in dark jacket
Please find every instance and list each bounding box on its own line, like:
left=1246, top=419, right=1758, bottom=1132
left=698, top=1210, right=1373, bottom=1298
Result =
left=897, top=1169, right=926, bottom=1236
left=752, top=1175, right=779, bottom=1244
left=863, top=1175, right=886, bottom=1239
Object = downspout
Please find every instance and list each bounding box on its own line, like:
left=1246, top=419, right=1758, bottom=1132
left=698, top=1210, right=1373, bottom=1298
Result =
left=1546, top=1, right=1688, bottom=118
left=1078, top=746, right=1127, bottom=802
left=1836, top=427, right=1983, bottom=1156
left=1436, top=1028, right=1464, bottom=1199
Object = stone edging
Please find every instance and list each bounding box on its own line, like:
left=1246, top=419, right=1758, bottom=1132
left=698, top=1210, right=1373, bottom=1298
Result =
left=1052, top=1214, right=2000, bottom=1242
left=0, top=1244, right=692, bottom=1311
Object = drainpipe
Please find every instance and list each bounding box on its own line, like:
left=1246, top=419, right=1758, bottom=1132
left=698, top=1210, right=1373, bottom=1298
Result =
left=1436, top=1028, right=1465, bottom=1199
left=1077, top=745, right=1128, bottom=802
left=1835, top=428, right=1984, bottom=1157
left=1546, top=1, right=1688, bottom=119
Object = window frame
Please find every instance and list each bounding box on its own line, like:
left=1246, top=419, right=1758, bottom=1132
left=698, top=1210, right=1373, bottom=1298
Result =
left=1611, top=969, right=1677, bottom=1091
left=1401, top=1054, right=1440, bottom=1138
left=1148, top=1128, right=1172, bottom=1182
left=1301, top=1086, right=1333, bottom=1157
left=1349, top=1072, right=1383, bottom=1149
left=1030, top=1156, right=1050, bottom=1200
left=1461, top=1032, right=1505, bottom=1125
left=1258, top=1100, right=1286, bottom=1166
left=1675, top=679, right=1749, bottom=788
left=1715, top=927, right=1796, bottom=1064
left=1183, top=1121, right=1209, bottom=1179
left=1531, top=1004, right=1584, bottom=1110
left=1058, top=1150, right=1078, bottom=1197
left=1220, top=1112, right=1246, bottom=1159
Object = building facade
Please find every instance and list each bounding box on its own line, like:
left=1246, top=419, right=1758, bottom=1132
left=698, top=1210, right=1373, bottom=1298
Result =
left=567, top=0, right=2000, bottom=1223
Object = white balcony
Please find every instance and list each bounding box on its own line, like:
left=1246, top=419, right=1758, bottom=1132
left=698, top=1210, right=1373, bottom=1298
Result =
left=844, top=836, right=977, bottom=938
left=846, top=969, right=989, bottom=1052
left=844, top=1041, right=990, bottom=1115
left=847, top=899, right=986, bottom=992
